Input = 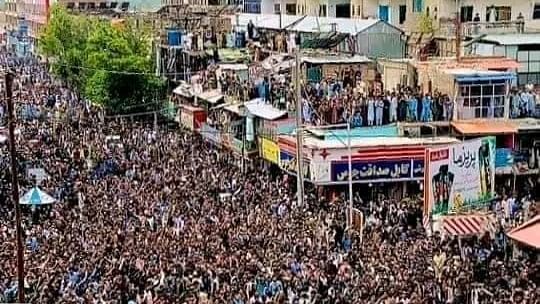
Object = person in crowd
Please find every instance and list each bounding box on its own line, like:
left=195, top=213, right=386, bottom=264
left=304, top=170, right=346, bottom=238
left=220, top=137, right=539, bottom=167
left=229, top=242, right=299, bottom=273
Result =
left=0, top=53, right=537, bottom=304
left=389, top=92, right=398, bottom=123
left=367, top=95, right=375, bottom=126
left=375, top=97, right=384, bottom=126
left=407, top=94, right=418, bottom=121
left=421, top=93, right=433, bottom=122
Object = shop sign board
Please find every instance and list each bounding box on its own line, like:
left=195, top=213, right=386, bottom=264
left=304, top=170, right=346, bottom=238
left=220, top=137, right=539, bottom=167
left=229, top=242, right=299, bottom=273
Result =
left=331, top=159, right=424, bottom=182
left=280, top=150, right=311, bottom=179
left=425, top=137, right=495, bottom=216
left=260, top=138, right=280, bottom=164
left=180, top=111, right=194, bottom=130
left=495, top=148, right=514, bottom=174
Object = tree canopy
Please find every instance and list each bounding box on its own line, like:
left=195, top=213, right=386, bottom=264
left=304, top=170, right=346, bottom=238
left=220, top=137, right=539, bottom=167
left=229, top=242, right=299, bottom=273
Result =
left=39, top=6, right=166, bottom=114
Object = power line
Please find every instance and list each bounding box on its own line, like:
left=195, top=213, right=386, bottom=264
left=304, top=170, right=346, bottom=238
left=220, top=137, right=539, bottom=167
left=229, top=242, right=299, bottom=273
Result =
left=51, top=62, right=169, bottom=76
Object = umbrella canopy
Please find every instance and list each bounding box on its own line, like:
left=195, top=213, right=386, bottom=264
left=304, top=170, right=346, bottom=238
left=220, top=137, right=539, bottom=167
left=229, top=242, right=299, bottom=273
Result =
left=19, top=187, right=56, bottom=205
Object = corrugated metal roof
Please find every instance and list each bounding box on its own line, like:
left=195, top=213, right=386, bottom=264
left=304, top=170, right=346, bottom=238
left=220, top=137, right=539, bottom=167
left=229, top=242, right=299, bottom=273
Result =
left=293, top=16, right=379, bottom=35
left=245, top=98, right=287, bottom=120
left=480, top=33, right=540, bottom=45
left=451, top=120, right=518, bottom=135
left=415, top=57, right=520, bottom=71
left=234, top=14, right=396, bottom=35
left=302, top=55, right=371, bottom=64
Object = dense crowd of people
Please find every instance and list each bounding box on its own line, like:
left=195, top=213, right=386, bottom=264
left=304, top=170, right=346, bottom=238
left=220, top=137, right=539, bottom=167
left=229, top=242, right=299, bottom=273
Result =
left=0, top=53, right=538, bottom=304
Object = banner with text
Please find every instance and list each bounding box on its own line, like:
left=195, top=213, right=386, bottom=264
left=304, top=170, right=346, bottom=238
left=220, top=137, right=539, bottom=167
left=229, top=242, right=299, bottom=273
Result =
left=331, top=159, right=424, bottom=183
left=426, top=137, right=496, bottom=216
left=260, top=138, right=280, bottom=164
left=280, top=150, right=311, bottom=179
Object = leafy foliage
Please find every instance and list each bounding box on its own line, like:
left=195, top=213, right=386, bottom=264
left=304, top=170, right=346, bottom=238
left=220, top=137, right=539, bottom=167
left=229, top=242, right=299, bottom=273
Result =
left=418, top=12, right=435, bottom=34
left=39, top=6, right=165, bottom=114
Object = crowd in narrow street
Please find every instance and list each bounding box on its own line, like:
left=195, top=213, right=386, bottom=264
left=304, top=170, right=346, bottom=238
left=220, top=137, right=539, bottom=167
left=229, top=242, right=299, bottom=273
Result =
left=0, top=53, right=538, bottom=304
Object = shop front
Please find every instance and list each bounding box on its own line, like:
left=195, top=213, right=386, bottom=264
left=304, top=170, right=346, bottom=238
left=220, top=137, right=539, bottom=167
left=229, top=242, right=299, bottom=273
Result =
left=424, top=137, right=498, bottom=237
left=177, top=104, right=207, bottom=131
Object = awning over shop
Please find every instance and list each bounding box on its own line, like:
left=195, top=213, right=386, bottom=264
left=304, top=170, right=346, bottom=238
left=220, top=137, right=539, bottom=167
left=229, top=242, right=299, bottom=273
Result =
left=444, top=68, right=516, bottom=82
left=452, top=120, right=518, bottom=136
left=195, top=90, right=224, bottom=104
left=514, top=118, right=540, bottom=133
left=223, top=103, right=244, bottom=115
left=507, top=215, right=540, bottom=249
left=245, top=98, right=287, bottom=121
left=442, top=214, right=495, bottom=237
left=302, top=55, right=372, bottom=65
left=217, top=63, right=249, bottom=71
left=173, top=83, right=193, bottom=98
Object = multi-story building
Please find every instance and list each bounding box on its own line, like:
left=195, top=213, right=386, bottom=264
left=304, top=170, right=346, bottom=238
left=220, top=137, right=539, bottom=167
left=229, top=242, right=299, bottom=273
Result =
left=2, top=0, right=159, bottom=53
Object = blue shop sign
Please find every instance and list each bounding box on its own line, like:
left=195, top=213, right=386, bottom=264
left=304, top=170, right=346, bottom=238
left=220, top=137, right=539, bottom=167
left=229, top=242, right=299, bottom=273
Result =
left=495, top=148, right=514, bottom=169
left=280, top=150, right=311, bottom=179
left=331, top=159, right=424, bottom=182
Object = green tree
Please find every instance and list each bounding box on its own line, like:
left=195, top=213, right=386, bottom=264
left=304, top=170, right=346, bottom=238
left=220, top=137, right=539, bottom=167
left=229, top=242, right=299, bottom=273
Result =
left=39, top=6, right=92, bottom=89
left=39, top=6, right=165, bottom=114
left=418, top=12, right=435, bottom=34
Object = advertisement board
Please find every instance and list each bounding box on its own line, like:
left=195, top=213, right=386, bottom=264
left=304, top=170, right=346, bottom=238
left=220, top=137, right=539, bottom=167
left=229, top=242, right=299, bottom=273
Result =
left=425, top=137, right=495, bottom=216
left=495, top=148, right=514, bottom=174
left=331, top=159, right=424, bottom=182
left=280, top=150, right=311, bottom=179
left=180, top=111, right=194, bottom=130
left=260, top=138, right=280, bottom=164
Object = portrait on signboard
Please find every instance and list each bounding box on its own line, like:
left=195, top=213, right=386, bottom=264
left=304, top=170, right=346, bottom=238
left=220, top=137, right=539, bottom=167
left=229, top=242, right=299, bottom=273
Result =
left=431, top=164, right=454, bottom=215
left=478, top=140, right=493, bottom=196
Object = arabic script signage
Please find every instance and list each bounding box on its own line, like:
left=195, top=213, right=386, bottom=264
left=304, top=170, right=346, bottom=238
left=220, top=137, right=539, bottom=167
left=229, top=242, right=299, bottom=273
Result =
left=426, top=137, right=496, bottom=216
left=280, top=150, right=311, bottom=179
left=331, top=159, right=424, bottom=182
left=260, top=138, right=280, bottom=164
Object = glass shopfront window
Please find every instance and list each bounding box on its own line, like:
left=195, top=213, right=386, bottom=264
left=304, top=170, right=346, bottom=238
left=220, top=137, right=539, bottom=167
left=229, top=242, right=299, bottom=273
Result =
left=456, top=80, right=508, bottom=120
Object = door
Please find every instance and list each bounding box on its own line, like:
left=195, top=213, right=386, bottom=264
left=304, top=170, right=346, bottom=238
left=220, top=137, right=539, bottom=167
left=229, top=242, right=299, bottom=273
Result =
left=379, top=5, right=389, bottom=22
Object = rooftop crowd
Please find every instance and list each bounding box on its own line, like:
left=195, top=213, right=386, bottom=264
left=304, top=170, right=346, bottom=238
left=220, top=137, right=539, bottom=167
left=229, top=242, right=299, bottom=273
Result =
left=0, top=53, right=538, bottom=304
left=190, top=61, right=539, bottom=129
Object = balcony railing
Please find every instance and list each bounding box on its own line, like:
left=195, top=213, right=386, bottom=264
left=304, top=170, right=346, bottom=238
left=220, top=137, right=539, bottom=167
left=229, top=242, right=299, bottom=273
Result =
left=438, top=19, right=526, bottom=37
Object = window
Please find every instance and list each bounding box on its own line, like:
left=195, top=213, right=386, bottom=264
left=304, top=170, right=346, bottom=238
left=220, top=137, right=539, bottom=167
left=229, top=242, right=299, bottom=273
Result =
left=78, top=2, right=87, bottom=9
left=486, top=6, right=511, bottom=22
left=399, top=5, right=407, bottom=24
left=274, top=3, right=280, bottom=14
left=66, top=2, right=75, bottom=9
left=534, top=4, right=540, bottom=19
left=319, top=4, right=327, bottom=17
left=412, top=0, right=423, bottom=13
left=460, top=6, right=473, bottom=22
left=458, top=82, right=507, bottom=119
left=244, top=0, right=261, bottom=14
left=109, top=2, right=118, bottom=8
left=286, top=3, right=295, bottom=15
left=99, top=2, right=107, bottom=9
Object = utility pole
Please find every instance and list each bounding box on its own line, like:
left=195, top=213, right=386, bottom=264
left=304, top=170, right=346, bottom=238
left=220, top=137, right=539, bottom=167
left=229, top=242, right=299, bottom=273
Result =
left=295, top=51, right=304, bottom=207
left=455, top=0, right=461, bottom=62
left=5, top=71, right=25, bottom=304
left=347, top=118, right=353, bottom=229
left=279, top=0, right=283, bottom=29
left=241, top=121, right=246, bottom=174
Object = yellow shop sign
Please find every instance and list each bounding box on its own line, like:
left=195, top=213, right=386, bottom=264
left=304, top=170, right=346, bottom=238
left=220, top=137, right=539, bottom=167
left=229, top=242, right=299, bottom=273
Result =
left=260, top=138, right=280, bottom=164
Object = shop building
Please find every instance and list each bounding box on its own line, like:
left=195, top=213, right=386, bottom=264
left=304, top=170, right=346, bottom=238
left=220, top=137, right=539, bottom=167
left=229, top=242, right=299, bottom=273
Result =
left=275, top=125, right=459, bottom=200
